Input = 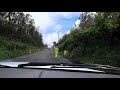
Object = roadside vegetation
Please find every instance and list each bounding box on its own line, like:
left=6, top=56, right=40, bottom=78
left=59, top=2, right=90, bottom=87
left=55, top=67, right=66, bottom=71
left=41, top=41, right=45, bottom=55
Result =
left=0, top=12, right=45, bottom=60
left=59, top=12, right=120, bottom=67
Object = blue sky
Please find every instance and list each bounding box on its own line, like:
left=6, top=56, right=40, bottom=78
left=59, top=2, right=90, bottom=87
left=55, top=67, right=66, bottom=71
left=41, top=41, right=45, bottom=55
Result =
left=47, top=16, right=79, bottom=34
left=24, top=12, right=81, bottom=47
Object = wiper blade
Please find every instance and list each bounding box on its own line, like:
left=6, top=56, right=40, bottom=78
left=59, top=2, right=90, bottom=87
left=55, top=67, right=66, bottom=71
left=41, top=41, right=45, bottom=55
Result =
left=18, top=62, right=69, bottom=68
left=18, top=62, right=120, bottom=70
left=18, top=62, right=106, bottom=73
left=96, top=65, right=120, bottom=70
left=18, top=62, right=98, bottom=68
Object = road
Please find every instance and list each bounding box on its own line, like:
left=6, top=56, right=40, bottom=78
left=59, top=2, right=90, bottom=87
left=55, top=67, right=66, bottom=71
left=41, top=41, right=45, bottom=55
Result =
left=6, top=49, right=71, bottom=64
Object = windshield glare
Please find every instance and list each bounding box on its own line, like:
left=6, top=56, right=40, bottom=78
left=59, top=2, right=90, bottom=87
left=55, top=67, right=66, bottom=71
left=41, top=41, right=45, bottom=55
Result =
left=0, top=12, right=120, bottom=75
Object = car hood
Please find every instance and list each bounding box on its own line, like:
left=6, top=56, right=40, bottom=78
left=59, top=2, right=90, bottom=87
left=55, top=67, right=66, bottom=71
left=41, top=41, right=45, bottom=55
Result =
left=0, top=62, right=29, bottom=67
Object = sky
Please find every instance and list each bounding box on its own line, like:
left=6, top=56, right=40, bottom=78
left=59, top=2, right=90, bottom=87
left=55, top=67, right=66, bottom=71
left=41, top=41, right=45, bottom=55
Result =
left=23, top=12, right=81, bottom=47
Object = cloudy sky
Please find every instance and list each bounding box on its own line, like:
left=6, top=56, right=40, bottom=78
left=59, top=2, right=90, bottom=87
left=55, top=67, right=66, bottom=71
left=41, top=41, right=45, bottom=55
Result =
left=24, top=12, right=81, bottom=47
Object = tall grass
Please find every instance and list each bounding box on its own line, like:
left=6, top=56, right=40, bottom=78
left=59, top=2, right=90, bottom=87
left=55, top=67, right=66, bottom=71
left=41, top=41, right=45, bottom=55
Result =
left=0, top=36, right=42, bottom=60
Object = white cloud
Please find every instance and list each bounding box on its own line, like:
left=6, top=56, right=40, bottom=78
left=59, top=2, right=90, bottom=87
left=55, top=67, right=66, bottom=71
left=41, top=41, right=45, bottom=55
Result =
left=24, top=12, right=81, bottom=33
left=43, top=31, right=64, bottom=47
left=53, top=12, right=81, bottom=19
left=24, top=12, right=56, bottom=33
left=66, top=30, right=70, bottom=35
left=73, top=20, right=81, bottom=28
left=53, top=24, right=62, bottom=32
left=23, top=12, right=81, bottom=47
left=75, top=20, right=81, bottom=25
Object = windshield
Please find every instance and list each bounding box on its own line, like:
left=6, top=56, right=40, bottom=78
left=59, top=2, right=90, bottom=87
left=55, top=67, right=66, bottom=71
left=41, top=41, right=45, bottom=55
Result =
left=0, top=12, right=120, bottom=75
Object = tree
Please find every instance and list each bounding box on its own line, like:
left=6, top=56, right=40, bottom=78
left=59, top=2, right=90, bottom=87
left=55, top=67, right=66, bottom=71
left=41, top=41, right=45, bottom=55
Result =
left=0, top=12, right=44, bottom=48
left=79, top=12, right=96, bottom=29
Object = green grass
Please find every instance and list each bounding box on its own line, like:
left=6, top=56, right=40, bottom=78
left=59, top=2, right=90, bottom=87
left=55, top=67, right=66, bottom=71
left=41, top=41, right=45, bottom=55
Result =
left=0, top=36, right=43, bottom=61
left=76, top=47, right=120, bottom=67
left=59, top=46, right=120, bottom=68
left=0, top=47, right=42, bottom=60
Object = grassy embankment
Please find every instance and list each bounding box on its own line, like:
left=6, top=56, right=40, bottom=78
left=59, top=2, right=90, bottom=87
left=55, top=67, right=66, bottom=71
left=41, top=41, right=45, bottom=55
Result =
left=0, top=36, right=43, bottom=60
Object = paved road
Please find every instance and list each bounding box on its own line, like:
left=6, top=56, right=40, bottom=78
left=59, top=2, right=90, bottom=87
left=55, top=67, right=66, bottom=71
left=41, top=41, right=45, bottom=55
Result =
left=6, top=49, right=71, bottom=64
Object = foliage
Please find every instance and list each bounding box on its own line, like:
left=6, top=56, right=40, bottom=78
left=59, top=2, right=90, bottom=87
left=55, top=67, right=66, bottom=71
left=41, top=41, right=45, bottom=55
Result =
left=0, top=12, right=44, bottom=59
left=59, top=12, right=120, bottom=67
left=0, top=12, right=44, bottom=47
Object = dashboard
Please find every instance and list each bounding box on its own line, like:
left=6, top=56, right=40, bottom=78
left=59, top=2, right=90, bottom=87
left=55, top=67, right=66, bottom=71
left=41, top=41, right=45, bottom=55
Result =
left=0, top=68, right=120, bottom=78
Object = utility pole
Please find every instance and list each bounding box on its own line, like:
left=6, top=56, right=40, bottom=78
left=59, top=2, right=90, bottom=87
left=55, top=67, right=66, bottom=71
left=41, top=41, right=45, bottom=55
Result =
left=58, top=31, right=59, bottom=46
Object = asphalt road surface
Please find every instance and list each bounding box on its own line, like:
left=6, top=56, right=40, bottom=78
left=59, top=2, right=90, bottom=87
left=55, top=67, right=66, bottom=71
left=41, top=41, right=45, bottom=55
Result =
left=7, top=49, right=71, bottom=64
